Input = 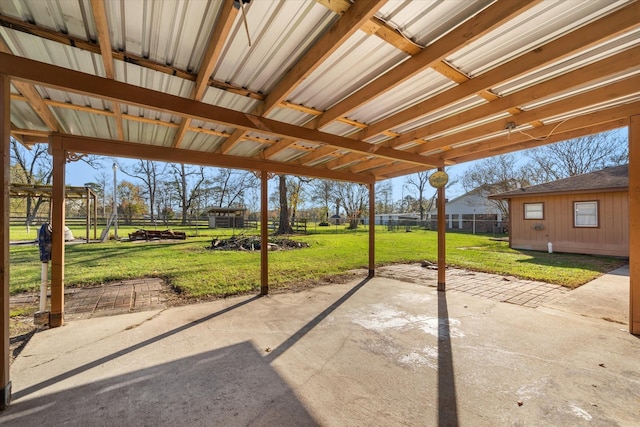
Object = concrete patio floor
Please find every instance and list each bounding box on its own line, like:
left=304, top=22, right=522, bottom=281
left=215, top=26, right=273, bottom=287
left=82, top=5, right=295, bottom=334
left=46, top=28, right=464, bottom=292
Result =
left=2, top=267, right=639, bottom=426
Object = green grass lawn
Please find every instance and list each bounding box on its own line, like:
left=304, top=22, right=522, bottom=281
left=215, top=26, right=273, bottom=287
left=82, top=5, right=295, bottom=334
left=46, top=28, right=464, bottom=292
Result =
left=8, top=226, right=627, bottom=298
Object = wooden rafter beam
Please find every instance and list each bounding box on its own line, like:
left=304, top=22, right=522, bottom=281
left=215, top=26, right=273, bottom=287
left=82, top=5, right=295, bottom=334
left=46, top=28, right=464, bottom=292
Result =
left=387, top=45, right=640, bottom=150
left=0, top=52, right=434, bottom=167
left=224, top=0, right=386, bottom=156
left=0, top=36, right=60, bottom=132
left=174, top=0, right=238, bottom=149
left=359, top=2, right=640, bottom=141
left=450, top=119, right=628, bottom=165
left=90, top=0, right=124, bottom=141
left=315, top=0, right=540, bottom=130
left=56, top=132, right=374, bottom=184
left=0, top=13, right=264, bottom=101
left=416, top=74, right=640, bottom=155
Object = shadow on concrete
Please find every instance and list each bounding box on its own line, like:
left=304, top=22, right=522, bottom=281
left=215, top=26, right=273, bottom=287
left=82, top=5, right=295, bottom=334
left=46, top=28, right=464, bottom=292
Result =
left=438, top=291, right=458, bottom=427
left=12, top=294, right=263, bottom=401
left=265, top=276, right=371, bottom=362
left=2, top=342, right=319, bottom=426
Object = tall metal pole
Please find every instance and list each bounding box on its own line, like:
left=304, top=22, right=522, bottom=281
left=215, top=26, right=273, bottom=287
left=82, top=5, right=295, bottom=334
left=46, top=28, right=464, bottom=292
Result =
left=437, top=167, right=446, bottom=292
left=1, top=73, right=12, bottom=409
left=112, top=162, right=118, bottom=240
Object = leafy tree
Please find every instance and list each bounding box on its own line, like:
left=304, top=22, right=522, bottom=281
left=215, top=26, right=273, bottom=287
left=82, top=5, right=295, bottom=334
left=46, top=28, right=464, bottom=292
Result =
left=120, top=160, right=166, bottom=221
left=117, top=181, right=147, bottom=224
left=462, top=154, right=533, bottom=222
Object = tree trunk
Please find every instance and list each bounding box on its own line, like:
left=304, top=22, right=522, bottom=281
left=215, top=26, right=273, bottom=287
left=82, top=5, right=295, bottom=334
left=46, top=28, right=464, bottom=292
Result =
left=276, top=175, right=293, bottom=235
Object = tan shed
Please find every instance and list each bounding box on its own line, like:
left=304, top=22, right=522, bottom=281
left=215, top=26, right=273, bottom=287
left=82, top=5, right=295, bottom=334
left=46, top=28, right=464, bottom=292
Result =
left=491, top=165, right=629, bottom=257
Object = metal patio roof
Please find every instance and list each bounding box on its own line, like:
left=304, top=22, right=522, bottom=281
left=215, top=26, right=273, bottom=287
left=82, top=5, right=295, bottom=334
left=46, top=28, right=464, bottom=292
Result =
left=1, top=0, right=639, bottom=184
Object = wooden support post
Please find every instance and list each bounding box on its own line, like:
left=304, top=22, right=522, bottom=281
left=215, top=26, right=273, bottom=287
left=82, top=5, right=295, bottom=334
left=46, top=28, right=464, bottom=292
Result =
left=368, top=182, right=375, bottom=278
left=0, top=74, right=12, bottom=409
left=437, top=167, right=446, bottom=292
left=93, top=193, right=98, bottom=240
left=630, top=115, right=640, bottom=335
left=86, top=187, right=90, bottom=244
left=49, top=136, right=66, bottom=327
left=260, top=170, right=268, bottom=295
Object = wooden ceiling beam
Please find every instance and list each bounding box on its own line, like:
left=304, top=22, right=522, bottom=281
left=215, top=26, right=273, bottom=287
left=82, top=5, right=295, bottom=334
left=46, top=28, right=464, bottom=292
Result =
left=1, top=53, right=433, bottom=167
left=315, top=0, right=539, bottom=129
left=440, top=101, right=640, bottom=161
left=416, top=74, right=640, bottom=154
left=1, top=38, right=60, bottom=132
left=360, top=1, right=640, bottom=140
left=450, top=119, right=628, bottom=165
left=234, top=0, right=386, bottom=158
left=257, top=0, right=387, bottom=117
left=388, top=45, right=640, bottom=149
left=174, top=1, right=238, bottom=149
left=90, top=0, right=123, bottom=141
left=0, top=14, right=264, bottom=101
left=54, top=132, right=374, bottom=184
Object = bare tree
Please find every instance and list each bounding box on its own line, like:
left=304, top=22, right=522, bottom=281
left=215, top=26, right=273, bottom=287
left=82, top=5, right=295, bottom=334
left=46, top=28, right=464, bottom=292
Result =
left=170, top=164, right=208, bottom=225
left=525, top=131, right=627, bottom=183
left=375, top=181, right=393, bottom=215
left=119, top=160, right=166, bottom=221
left=405, top=171, right=432, bottom=219
left=92, top=172, right=111, bottom=218
left=210, top=168, right=257, bottom=208
left=310, top=179, right=336, bottom=224
left=462, top=154, right=533, bottom=222
left=333, top=182, right=369, bottom=229
left=10, top=141, right=52, bottom=226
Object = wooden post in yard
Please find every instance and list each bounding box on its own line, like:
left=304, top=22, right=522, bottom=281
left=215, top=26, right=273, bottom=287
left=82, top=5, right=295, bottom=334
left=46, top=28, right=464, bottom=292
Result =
left=49, top=135, right=66, bottom=327
left=0, top=74, right=12, bottom=409
left=368, top=182, right=375, bottom=278
left=260, top=170, right=269, bottom=295
left=437, top=167, right=446, bottom=292
left=630, top=115, right=640, bottom=335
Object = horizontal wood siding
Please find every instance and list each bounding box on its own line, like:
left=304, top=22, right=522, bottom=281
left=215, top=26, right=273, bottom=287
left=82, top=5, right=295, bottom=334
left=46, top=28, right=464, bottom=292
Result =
left=509, top=191, right=628, bottom=257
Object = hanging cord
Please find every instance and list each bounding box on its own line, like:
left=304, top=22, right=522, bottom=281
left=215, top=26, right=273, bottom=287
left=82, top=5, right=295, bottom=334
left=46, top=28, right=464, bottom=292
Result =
left=240, top=1, right=251, bottom=47
left=516, top=119, right=570, bottom=142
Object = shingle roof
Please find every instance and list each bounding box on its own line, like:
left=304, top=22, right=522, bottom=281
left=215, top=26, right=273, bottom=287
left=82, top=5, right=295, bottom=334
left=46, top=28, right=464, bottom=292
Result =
left=491, top=164, right=628, bottom=198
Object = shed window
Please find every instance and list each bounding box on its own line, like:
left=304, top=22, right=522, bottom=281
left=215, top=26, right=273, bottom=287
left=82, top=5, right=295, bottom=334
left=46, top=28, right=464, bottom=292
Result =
left=574, top=201, right=598, bottom=227
left=524, top=203, right=544, bottom=219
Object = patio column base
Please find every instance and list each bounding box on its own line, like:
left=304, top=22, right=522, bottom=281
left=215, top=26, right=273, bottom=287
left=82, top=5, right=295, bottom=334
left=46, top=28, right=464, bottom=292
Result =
left=49, top=312, right=64, bottom=328
left=0, top=381, right=11, bottom=410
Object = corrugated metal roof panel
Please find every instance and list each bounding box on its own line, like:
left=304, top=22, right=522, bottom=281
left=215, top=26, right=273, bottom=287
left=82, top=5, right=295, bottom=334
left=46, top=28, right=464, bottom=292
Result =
left=10, top=100, right=47, bottom=129
left=320, top=121, right=360, bottom=138
left=123, top=120, right=176, bottom=148
left=377, top=0, right=494, bottom=47
left=2, top=29, right=104, bottom=75
left=201, top=86, right=259, bottom=114
left=213, top=1, right=335, bottom=93
left=265, top=107, right=315, bottom=126
left=348, top=68, right=455, bottom=124
left=106, top=0, right=220, bottom=73
left=447, top=0, right=632, bottom=77
left=0, top=0, right=91, bottom=39
left=494, top=29, right=640, bottom=96
left=180, top=131, right=224, bottom=153
left=227, top=139, right=268, bottom=158
left=391, top=96, right=486, bottom=134
left=289, top=30, right=408, bottom=111
left=269, top=148, right=306, bottom=163
left=51, top=108, right=114, bottom=139
left=521, top=67, right=640, bottom=111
